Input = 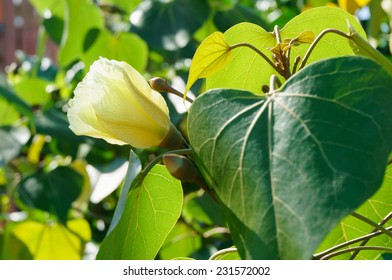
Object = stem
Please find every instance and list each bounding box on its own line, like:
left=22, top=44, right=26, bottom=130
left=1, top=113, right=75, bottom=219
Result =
left=140, top=148, right=193, bottom=179
left=149, top=77, right=194, bottom=104
left=299, top=28, right=350, bottom=70
left=350, top=211, right=392, bottom=260
left=320, top=246, right=392, bottom=260
left=269, top=75, right=281, bottom=92
left=209, top=247, right=238, bottom=260
left=348, top=23, right=392, bottom=74
left=292, top=56, right=301, bottom=74
left=229, top=43, right=286, bottom=78
left=351, top=212, right=392, bottom=239
left=32, top=25, right=47, bottom=78
left=203, top=227, right=230, bottom=239
left=313, top=225, right=392, bottom=259
left=274, top=25, right=282, bottom=44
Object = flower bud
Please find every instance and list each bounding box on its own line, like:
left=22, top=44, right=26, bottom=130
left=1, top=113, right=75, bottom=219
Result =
left=67, top=57, right=182, bottom=149
left=163, top=154, right=200, bottom=183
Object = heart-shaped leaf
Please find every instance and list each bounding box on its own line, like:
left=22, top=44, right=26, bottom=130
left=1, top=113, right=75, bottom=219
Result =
left=187, top=56, right=392, bottom=259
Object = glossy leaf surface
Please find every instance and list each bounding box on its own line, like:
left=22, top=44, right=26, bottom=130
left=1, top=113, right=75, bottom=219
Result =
left=188, top=56, right=392, bottom=259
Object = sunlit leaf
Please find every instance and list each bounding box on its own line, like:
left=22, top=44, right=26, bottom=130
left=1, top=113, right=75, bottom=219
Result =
left=13, top=78, right=50, bottom=106
left=206, top=22, right=275, bottom=95
left=29, top=0, right=66, bottom=18
left=206, top=7, right=366, bottom=94
left=82, top=30, right=148, bottom=72
left=280, top=6, right=366, bottom=66
left=283, top=30, right=315, bottom=46
left=0, top=85, right=32, bottom=120
left=0, top=99, right=20, bottom=126
left=159, top=223, right=202, bottom=260
left=188, top=56, right=392, bottom=259
left=186, top=32, right=232, bottom=93
left=97, top=164, right=183, bottom=259
left=58, top=0, right=104, bottom=67
left=11, top=219, right=91, bottom=260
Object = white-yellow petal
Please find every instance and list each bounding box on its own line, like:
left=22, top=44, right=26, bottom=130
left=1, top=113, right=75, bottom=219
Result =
left=67, top=57, right=171, bottom=148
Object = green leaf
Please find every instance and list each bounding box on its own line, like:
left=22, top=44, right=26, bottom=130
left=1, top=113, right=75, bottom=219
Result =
left=13, top=78, right=51, bottom=106
left=44, top=16, right=64, bottom=45
left=99, top=0, right=142, bottom=14
left=206, top=22, right=274, bottom=94
left=159, top=222, right=202, bottom=260
left=29, top=0, right=66, bottom=19
left=82, top=30, right=148, bottom=72
left=0, top=126, right=30, bottom=168
left=131, top=0, right=210, bottom=51
left=347, top=23, right=392, bottom=74
left=187, top=56, right=392, bottom=259
left=34, top=108, right=84, bottom=143
left=0, top=99, right=20, bottom=126
left=280, top=6, right=366, bottom=65
left=11, top=219, right=90, bottom=260
left=316, top=165, right=392, bottom=260
left=59, top=0, right=104, bottom=67
left=213, top=2, right=269, bottom=32
left=97, top=164, right=183, bottom=260
left=206, top=6, right=366, bottom=94
left=18, top=166, right=83, bottom=223
left=183, top=192, right=226, bottom=227
left=186, top=32, right=232, bottom=93
left=106, top=150, right=141, bottom=234
left=0, top=84, right=33, bottom=119
left=1, top=223, right=33, bottom=260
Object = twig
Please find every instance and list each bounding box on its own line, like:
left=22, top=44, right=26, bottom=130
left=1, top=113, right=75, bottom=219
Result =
left=313, top=225, right=392, bottom=259
left=350, top=212, right=392, bottom=239
left=350, top=211, right=392, bottom=259
left=209, top=247, right=239, bottom=260
left=229, top=43, right=288, bottom=79
left=299, top=28, right=349, bottom=70
left=320, top=246, right=392, bottom=260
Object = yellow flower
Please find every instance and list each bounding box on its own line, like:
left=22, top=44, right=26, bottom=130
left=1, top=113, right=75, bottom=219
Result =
left=67, top=57, right=178, bottom=149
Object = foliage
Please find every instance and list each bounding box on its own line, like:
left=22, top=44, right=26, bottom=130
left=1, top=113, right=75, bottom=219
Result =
left=0, top=0, right=391, bottom=260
